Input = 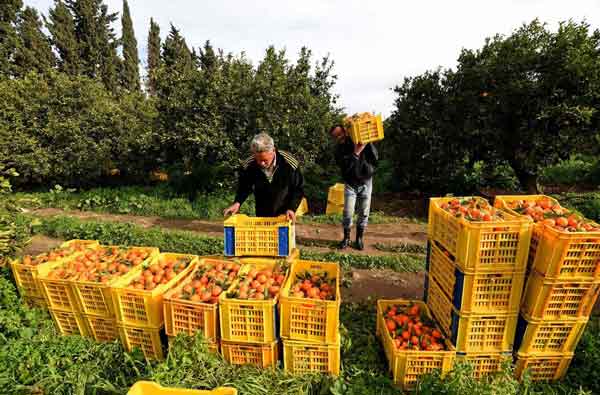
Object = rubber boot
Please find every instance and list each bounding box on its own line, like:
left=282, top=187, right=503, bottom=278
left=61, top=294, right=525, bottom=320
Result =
left=339, top=228, right=351, bottom=249
left=355, top=226, right=365, bottom=250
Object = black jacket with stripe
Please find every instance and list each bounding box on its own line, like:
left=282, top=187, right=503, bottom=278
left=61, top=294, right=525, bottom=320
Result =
left=234, top=150, right=305, bottom=217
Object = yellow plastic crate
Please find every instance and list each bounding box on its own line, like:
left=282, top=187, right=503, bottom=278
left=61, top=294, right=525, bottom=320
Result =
left=224, top=215, right=295, bottom=257
left=377, top=300, right=455, bottom=390
left=325, top=201, right=344, bottom=215
left=280, top=260, right=341, bottom=344
left=10, top=240, right=99, bottom=300
left=283, top=336, right=340, bottom=376
left=163, top=259, right=233, bottom=340
left=428, top=197, right=532, bottom=273
left=73, top=246, right=159, bottom=318
left=345, top=113, right=384, bottom=144
left=521, top=271, right=600, bottom=320
left=426, top=276, right=518, bottom=353
left=514, top=313, right=587, bottom=354
left=85, top=314, right=119, bottom=342
left=455, top=352, right=512, bottom=379
left=327, top=184, right=345, bottom=206
left=128, top=381, right=237, bottom=395
left=221, top=340, right=278, bottom=368
left=296, top=197, right=309, bottom=217
left=495, top=195, right=600, bottom=280
left=50, top=309, right=89, bottom=337
left=37, top=260, right=82, bottom=312
left=428, top=241, right=525, bottom=314
left=112, top=253, right=197, bottom=327
left=118, top=323, right=165, bottom=360
left=219, top=259, right=288, bottom=343
left=514, top=352, right=573, bottom=382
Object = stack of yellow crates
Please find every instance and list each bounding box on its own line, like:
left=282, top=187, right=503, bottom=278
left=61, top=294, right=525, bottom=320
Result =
left=279, top=260, right=341, bottom=376
left=425, top=197, right=532, bottom=378
left=496, top=195, right=600, bottom=382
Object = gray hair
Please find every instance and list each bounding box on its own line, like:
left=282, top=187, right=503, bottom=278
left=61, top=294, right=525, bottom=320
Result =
left=250, top=132, right=275, bottom=153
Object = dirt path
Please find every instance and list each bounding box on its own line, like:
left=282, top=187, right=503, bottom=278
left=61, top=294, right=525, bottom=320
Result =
left=29, top=208, right=427, bottom=256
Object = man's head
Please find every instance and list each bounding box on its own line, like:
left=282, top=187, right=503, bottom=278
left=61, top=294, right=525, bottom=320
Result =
left=250, top=132, right=276, bottom=169
left=329, top=124, right=346, bottom=143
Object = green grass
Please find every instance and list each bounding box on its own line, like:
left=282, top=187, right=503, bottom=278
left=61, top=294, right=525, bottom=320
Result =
left=299, top=211, right=408, bottom=225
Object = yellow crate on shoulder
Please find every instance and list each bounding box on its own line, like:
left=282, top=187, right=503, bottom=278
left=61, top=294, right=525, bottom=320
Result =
left=280, top=260, right=341, bottom=344
left=112, top=253, right=197, bottom=327
left=428, top=197, right=532, bottom=273
left=344, top=113, right=384, bottom=144
left=128, top=381, right=237, bottom=395
left=224, top=215, right=295, bottom=257
left=376, top=299, right=455, bottom=390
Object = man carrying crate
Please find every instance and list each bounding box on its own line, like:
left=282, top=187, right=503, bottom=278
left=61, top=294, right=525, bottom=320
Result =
left=330, top=124, right=378, bottom=250
left=223, top=132, right=305, bottom=222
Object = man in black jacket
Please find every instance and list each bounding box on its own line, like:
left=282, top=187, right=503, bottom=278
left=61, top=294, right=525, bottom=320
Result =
left=330, top=124, right=378, bottom=250
left=223, top=133, right=304, bottom=221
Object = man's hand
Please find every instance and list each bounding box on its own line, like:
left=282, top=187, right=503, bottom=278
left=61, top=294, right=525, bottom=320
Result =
left=223, top=202, right=241, bottom=217
left=353, top=143, right=366, bottom=156
left=286, top=210, right=296, bottom=223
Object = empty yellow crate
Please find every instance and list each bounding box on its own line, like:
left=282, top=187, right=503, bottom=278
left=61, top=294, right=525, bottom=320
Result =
left=219, top=259, right=288, bottom=344
left=85, top=314, right=119, bottom=342
left=428, top=241, right=525, bottom=314
left=325, top=201, right=344, bottom=215
left=280, top=260, right=341, bottom=344
left=521, top=271, right=600, bottom=320
left=283, top=336, right=340, bottom=376
left=377, top=299, right=455, bottom=390
left=128, top=381, right=237, bottom=395
left=296, top=197, right=309, bottom=217
left=224, top=214, right=295, bottom=257
left=112, top=253, right=197, bottom=327
left=73, top=246, right=159, bottom=318
left=327, top=184, right=345, bottom=206
left=428, top=197, right=532, bottom=273
left=495, top=195, right=600, bottom=280
left=345, top=113, right=384, bottom=144
left=514, top=352, right=573, bottom=382
left=50, top=309, right=89, bottom=337
left=514, top=313, right=587, bottom=354
left=426, top=276, right=518, bottom=353
left=118, top=323, right=165, bottom=360
left=221, top=340, right=278, bottom=368
left=456, top=352, right=512, bottom=379
left=10, top=240, right=99, bottom=299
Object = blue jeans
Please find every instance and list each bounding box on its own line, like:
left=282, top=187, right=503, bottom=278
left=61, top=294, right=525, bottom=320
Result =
left=343, top=178, right=372, bottom=229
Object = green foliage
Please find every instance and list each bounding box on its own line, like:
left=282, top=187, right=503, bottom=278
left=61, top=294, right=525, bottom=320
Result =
left=387, top=20, right=600, bottom=194
left=146, top=17, right=161, bottom=95
left=0, top=0, right=23, bottom=77
left=0, top=71, right=157, bottom=187
left=120, top=0, right=140, bottom=91
left=541, top=155, right=599, bottom=185
left=565, top=317, right=600, bottom=393
left=14, top=6, right=55, bottom=76
left=47, top=0, right=81, bottom=75
left=554, top=192, right=600, bottom=222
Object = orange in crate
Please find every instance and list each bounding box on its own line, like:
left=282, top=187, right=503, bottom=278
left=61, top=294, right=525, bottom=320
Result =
left=279, top=260, right=340, bottom=344
left=163, top=258, right=242, bottom=340
left=112, top=253, right=197, bottom=327
left=221, top=340, right=278, bottom=368
left=428, top=197, right=532, bottom=273
left=376, top=299, right=455, bottom=390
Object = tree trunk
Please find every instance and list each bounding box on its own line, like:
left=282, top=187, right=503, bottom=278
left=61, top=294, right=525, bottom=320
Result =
left=510, top=162, right=539, bottom=194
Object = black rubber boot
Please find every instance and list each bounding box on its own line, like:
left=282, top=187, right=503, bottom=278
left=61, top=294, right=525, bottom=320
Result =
left=339, top=228, right=351, bottom=249
left=355, top=226, right=365, bottom=250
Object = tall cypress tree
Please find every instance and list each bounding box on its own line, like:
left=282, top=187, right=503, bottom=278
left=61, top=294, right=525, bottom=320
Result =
left=0, top=0, right=23, bottom=77
left=146, top=17, right=161, bottom=95
left=162, top=24, right=193, bottom=72
left=14, top=6, right=56, bottom=76
left=65, top=0, right=119, bottom=91
left=47, top=0, right=80, bottom=75
left=120, top=0, right=139, bottom=90
left=199, top=40, right=217, bottom=71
